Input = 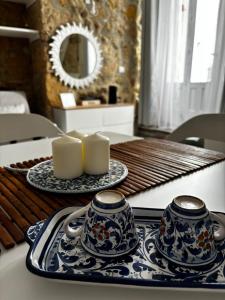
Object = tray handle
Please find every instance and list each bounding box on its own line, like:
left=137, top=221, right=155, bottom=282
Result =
left=25, top=221, right=45, bottom=245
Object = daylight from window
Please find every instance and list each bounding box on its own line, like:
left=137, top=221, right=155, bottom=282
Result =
left=191, top=0, right=220, bottom=83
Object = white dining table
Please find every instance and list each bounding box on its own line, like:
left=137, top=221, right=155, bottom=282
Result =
left=0, top=131, right=143, bottom=166
left=0, top=133, right=225, bottom=300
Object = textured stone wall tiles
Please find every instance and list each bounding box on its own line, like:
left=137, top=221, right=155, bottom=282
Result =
left=0, top=0, right=142, bottom=118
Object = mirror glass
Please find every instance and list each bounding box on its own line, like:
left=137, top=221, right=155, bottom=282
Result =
left=49, top=23, right=103, bottom=88
left=60, top=34, right=97, bottom=79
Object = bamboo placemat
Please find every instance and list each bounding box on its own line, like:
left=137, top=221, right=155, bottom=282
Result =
left=0, top=138, right=225, bottom=249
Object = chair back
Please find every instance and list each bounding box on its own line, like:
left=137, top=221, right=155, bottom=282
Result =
left=167, top=114, right=225, bottom=143
left=0, top=113, right=63, bottom=144
left=167, top=114, right=225, bottom=152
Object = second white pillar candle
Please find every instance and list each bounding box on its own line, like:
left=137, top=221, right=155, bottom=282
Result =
left=84, top=132, right=110, bottom=175
left=66, top=130, right=88, bottom=141
left=52, top=135, right=83, bottom=179
left=66, top=130, right=88, bottom=164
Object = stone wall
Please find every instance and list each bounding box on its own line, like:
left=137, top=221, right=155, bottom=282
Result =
left=0, top=0, right=142, bottom=117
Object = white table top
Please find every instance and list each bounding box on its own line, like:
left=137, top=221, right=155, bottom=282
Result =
left=1, top=134, right=225, bottom=300
left=0, top=131, right=142, bottom=166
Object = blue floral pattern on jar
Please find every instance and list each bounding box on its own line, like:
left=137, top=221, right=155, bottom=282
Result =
left=81, top=204, right=139, bottom=256
left=156, top=206, right=216, bottom=266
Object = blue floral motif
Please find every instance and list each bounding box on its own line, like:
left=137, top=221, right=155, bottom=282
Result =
left=176, top=221, right=189, bottom=232
left=27, top=217, right=225, bottom=287
left=81, top=204, right=139, bottom=256
left=27, top=159, right=128, bottom=193
left=156, top=206, right=216, bottom=266
left=26, top=221, right=45, bottom=244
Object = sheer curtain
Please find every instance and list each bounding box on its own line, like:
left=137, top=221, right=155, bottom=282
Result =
left=204, top=0, right=225, bottom=113
left=139, top=0, right=225, bottom=131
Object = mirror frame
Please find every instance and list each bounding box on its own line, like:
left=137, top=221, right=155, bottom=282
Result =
left=49, top=23, right=103, bottom=89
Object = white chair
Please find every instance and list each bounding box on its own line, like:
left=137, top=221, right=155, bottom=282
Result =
left=0, top=113, right=64, bottom=145
left=167, top=113, right=225, bottom=152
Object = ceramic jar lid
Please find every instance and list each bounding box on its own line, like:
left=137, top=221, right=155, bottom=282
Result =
left=171, top=195, right=207, bottom=217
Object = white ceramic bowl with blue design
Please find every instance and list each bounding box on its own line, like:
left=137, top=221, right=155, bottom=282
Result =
left=64, top=190, right=139, bottom=258
left=155, top=195, right=225, bottom=267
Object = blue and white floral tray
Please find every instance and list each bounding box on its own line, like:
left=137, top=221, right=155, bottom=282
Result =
left=27, top=159, right=128, bottom=193
left=25, top=207, right=225, bottom=289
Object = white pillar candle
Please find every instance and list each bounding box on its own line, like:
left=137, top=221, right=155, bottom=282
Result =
left=52, top=135, right=83, bottom=179
left=66, top=130, right=88, bottom=140
left=84, top=132, right=110, bottom=175
left=66, top=130, right=88, bottom=163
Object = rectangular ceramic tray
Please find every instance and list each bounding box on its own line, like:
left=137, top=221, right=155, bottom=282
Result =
left=25, top=207, right=225, bottom=289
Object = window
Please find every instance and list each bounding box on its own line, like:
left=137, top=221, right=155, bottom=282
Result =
left=190, top=0, right=220, bottom=82
left=175, top=0, right=220, bottom=83
left=175, top=0, right=189, bottom=82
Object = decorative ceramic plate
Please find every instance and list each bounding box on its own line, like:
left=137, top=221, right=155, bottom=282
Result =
left=26, top=159, right=128, bottom=193
left=25, top=207, right=225, bottom=289
left=5, top=165, right=29, bottom=174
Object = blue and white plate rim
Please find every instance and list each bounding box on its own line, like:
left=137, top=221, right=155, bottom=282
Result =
left=26, top=158, right=128, bottom=194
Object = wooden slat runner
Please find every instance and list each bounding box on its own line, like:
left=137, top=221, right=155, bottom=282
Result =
left=0, top=138, right=225, bottom=249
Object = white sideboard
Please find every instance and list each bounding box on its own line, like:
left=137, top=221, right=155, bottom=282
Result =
left=53, top=104, right=135, bottom=135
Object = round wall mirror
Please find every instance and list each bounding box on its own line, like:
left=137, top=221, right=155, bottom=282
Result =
left=49, top=23, right=103, bottom=89
left=60, top=34, right=97, bottom=79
